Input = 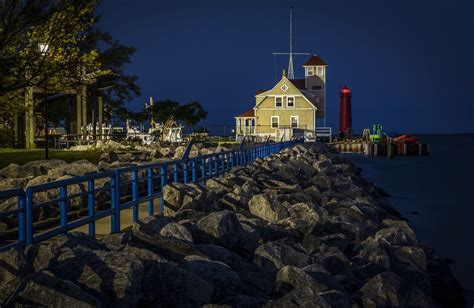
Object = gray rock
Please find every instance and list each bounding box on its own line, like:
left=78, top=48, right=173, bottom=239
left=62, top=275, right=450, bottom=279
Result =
left=0, top=248, right=33, bottom=303
left=253, top=240, right=313, bottom=273
left=249, top=194, right=289, bottom=223
left=14, top=270, right=101, bottom=307
left=181, top=255, right=242, bottom=302
left=264, top=287, right=330, bottom=308
left=162, top=183, right=207, bottom=216
left=276, top=264, right=346, bottom=294
left=160, top=221, right=194, bottom=242
left=47, top=160, right=98, bottom=178
left=276, top=202, right=319, bottom=234
left=50, top=250, right=144, bottom=307
left=196, top=210, right=244, bottom=250
left=353, top=271, right=412, bottom=307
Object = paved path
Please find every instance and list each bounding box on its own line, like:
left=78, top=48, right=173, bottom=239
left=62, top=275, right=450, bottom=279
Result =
left=72, top=198, right=162, bottom=236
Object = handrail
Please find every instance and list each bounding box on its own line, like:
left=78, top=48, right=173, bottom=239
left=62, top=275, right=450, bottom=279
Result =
left=0, top=138, right=304, bottom=251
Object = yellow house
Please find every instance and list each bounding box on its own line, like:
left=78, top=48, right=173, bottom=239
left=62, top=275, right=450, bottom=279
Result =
left=235, top=54, right=329, bottom=141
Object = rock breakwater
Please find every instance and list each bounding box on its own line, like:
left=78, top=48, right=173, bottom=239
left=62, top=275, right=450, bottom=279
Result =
left=0, top=143, right=464, bottom=307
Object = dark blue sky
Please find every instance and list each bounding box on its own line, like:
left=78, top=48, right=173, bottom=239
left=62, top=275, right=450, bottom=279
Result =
left=98, top=0, right=473, bottom=133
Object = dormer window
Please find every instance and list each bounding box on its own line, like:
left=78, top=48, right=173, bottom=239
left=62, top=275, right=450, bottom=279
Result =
left=317, top=67, right=324, bottom=76
left=287, top=96, right=295, bottom=108
left=275, top=96, right=283, bottom=108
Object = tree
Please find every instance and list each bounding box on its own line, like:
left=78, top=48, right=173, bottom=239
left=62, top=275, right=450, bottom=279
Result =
left=82, top=27, right=141, bottom=121
left=147, top=100, right=208, bottom=131
left=0, top=0, right=105, bottom=96
left=177, top=101, right=208, bottom=131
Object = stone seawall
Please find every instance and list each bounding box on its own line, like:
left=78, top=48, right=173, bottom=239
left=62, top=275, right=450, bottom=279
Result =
left=0, top=144, right=463, bottom=307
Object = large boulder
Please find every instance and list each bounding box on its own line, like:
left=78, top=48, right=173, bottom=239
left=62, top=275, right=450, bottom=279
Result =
left=276, top=202, right=320, bottom=234
left=47, top=160, right=98, bottom=178
left=276, top=264, right=346, bottom=294
left=162, top=183, right=207, bottom=216
left=180, top=255, right=242, bottom=302
left=264, top=287, right=331, bottom=308
left=14, top=270, right=101, bottom=307
left=195, top=210, right=245, bottom=250
left=0, top=248, right=33, bottom=304
left=253, top=240, right=313, bottom=273
left=353, top=271, right=431, bottom=307
left=248, top=194, right=289, bottom=223
left=50, top=250, right=144, bottom=307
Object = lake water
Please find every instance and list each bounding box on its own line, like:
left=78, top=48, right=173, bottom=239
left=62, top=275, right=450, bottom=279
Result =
left=344, top=134, right=474, bottom=306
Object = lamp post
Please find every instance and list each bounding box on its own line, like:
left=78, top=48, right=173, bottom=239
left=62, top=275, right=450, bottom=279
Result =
left=39, top=44, right=50, bottom=159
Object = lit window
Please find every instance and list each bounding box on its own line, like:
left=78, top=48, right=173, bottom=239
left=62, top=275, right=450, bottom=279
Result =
left=287, top=97, right=295, bottom=107
left=271, top=116, right=279, bottom=128
left=275, top=97, right=283, bottom=107
left=290, top=116, right=298, bottom=128
left=307, top=67, right=314, bottom=76
left=317, top=67, right=324, bottom=76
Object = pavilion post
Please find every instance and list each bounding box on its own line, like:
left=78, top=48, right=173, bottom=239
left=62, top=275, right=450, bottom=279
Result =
left=98, top=96, right=103, bottom=140
left=76, top=94, right=82, bottom=144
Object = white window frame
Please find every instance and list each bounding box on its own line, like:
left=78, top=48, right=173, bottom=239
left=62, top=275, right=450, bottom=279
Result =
left=290, top=116, right=299, bottom=128
left=287, top=96, right=296, bottom=108
left=274, top=96, right=283, bottom=108
left=317, top=66, right=324, bottom=76
left=271, top=116, right=279, bottom=128
left=307, top=67, right=314, bottom=76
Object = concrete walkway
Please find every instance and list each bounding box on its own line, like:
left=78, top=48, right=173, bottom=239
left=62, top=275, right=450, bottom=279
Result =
left=72, top=198, right=162, bottom=236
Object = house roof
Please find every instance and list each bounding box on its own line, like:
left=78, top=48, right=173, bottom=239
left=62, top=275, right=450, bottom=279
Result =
left=236, top=109, right=255, bottom=118
left=289, top=79, right=305, bottom=89
left=255, top=89, right=267, bottom=95
left=303, top=54, right=327, bottom=66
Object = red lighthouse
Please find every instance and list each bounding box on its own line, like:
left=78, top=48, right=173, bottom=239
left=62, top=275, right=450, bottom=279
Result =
left=339, top=86, right=352, bottom=140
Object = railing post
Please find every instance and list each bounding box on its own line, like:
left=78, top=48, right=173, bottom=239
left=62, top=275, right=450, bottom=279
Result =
left=87, top=180, right=96, bottom=237
left=201, top=157, right=206, bottom=182
left=147, top=167, right=154, bottom=217
left=25, top=189, right=33, bottom=245
left=208, top=157, right=212, bottom=178
left=111, top=170, right=121, bottom=233
left=160, top=163, right=167, bottom=214
left=132, top=170, right=139, bottom=222
left=173, top=162, right=179, bottom=183
left=18, top=193, right=26, bottom=245
left=183, top=161, right=188, bottom=184
left=214, top=155, right=219, bottom=177
left=220, top=154, right=225, bottom=176
left=192, top=159, right=197, bottom=183
left=230, top=152, right=235, bottom=169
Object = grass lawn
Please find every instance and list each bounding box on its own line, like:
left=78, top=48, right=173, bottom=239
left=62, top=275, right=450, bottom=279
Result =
left=0, top=148, right=101, bottom=169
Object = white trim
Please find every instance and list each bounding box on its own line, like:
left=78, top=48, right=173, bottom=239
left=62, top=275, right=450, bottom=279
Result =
left=274, top=96, right=283, bottom=108
left=286, top=96, right=295, bottom=108
left=290, top=115, right=299, bottom=128
left=271, top=116, right=279, bottom=128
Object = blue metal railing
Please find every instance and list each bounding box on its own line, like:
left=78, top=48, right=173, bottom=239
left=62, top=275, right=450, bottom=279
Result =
left=0, top=139, right=303, bottom=251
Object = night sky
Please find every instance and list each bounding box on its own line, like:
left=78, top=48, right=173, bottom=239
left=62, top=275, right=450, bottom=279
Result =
left=98, top=0, right=473, bottom=134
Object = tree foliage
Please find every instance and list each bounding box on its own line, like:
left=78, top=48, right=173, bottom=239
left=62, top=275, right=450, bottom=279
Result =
left=0, top=0, right=104, bottom=95
left=147, top=100, right=208, bottom=130
left=0, top=0, right=141, bottom=125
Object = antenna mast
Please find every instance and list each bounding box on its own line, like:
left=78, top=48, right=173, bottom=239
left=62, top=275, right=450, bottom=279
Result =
left=287, top=6, right=294, bottom=79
